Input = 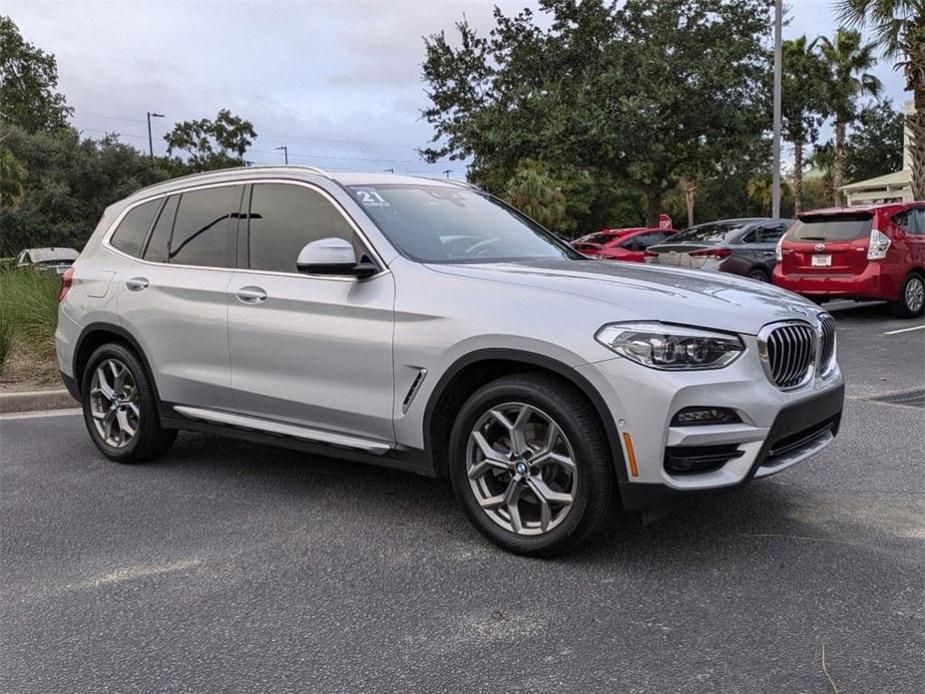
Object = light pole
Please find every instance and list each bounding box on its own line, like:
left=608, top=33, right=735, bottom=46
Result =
left=771, top=0, right=782, bottom=217
left=442, top=169, right=452, bottom=179
left=147, top=111, right=165, bottom=159
left=275, top=145, right=289, bottom=164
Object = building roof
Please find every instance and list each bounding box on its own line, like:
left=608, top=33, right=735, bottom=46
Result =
left=839, top=170, right=910, bottom=192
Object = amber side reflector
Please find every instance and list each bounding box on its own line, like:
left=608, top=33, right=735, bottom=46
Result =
left=622, top=432, right=639, bottom=478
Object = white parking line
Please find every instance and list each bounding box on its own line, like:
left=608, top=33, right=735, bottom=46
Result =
left=883, top=324, right=925, bottom=335
left=0, top=408, right=82, bottom=421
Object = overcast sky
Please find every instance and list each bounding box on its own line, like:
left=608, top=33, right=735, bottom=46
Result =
left=6, top=0, right=910, bottom=178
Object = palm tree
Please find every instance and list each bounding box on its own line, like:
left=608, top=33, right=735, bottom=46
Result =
left=836, top=0, right=925, bottom=199
left=782, top=36, right=829, bottom=214
left=816, top=29, right=882, bottom=202
left=811, top=141, right=838, bottom=205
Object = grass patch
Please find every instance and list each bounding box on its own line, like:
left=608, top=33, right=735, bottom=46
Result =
left=0, top=268, right=61, bottom=378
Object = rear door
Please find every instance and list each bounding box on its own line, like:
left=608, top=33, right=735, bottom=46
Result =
left=117, top=184, right=243, bottom=411
left=781, top=213, right=872, bottom=276
left=892, top=206, right=925, bottom=271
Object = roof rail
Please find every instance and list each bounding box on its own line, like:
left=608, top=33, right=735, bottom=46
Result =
left=130, top=164, right=332, bottom=197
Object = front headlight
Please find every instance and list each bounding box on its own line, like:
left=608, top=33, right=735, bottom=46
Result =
left=595, top=322, right=744, bottom=370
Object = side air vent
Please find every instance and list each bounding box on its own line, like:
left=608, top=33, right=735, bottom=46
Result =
left=401, top=368, right=428, bottom=414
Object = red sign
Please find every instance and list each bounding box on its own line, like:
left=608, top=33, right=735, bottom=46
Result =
left=658, top=214, right=673, bottom=230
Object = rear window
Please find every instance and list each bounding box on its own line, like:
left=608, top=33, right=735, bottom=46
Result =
left=577, top=232, right=614, bottom=245
left=672, top=221, right=749, bottom=243
left=790, top=214, right=872, bottom=242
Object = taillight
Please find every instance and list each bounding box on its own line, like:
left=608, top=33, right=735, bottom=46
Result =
left=58, top=267, right=74, bottom=302
left=775, top=234, right=785, bottom=262
left=867, top=228, right=891, bottom=260
left=689, top=248, right=732, bottom=259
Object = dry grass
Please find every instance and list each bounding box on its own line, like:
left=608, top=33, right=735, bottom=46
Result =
left=0, top=268, right=61, bottom=388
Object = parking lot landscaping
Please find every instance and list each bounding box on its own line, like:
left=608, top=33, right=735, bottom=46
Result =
left=1, top=300, right=922, bottom=693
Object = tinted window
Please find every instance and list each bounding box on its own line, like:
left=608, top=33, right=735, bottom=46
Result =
left=790, top=214, right=872, bottom=242
left=347, top=184, right=580, bottom=263
left=144, top=195, right=179, bottom=263
left=110, top=200, right=161, bottom=257
left=673, top=221, right=750, bottom=243
left=169, top=186, right=242, bottom=267
left=894, top=208, right=925, bottom=235
left=247, top=183, right=356, bottom=273
left=578, top=232, right=615, bottom=245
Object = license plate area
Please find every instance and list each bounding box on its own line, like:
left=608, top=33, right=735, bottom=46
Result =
left=811, top=254, right=832, bottom=267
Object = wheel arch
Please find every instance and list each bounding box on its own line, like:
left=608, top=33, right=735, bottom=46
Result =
left=422, top=348, right=628, bottom=487
left=73, top=322, right=161, bottom=405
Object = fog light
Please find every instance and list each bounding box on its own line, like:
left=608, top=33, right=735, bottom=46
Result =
left=671, top=407, right=741, bottom=426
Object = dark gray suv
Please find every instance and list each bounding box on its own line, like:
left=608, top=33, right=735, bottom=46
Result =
left=646, top=218, right=793, bottom=282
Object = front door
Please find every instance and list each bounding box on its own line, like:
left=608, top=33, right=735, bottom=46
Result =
left=227, top=181, right=395, bottom=447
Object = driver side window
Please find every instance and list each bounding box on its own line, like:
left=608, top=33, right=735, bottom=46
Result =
left=247, top=183, right=356, bottom=273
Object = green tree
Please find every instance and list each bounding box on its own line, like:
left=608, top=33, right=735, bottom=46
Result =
left=421, top=0, right=771, bottom=226
left=816, top=29, right=882, bottom=203
left=836, top=0, right=924, bottom=199
left=781, top=36, right=830, bottom=214
left=0, top=15, right=72, bottom=132
left=0, top=144, right=25, bottom=211
left=846, top=99, right=906, bottom=181
left=810, top=141, right=838, bottom=205
left=503, top=160, right=570, bottom=232
left=164, top=109, right=256, bottom=171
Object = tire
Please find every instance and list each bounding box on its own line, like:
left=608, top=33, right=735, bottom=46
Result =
left=448, top=372, right=615, bottom=557
left=891, top=272, right=925, bottom=318
left=746, top=268, right=769, bottom=282
left=80, top=342, right=177, bottom=463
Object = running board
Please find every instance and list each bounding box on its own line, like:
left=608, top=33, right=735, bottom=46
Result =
left=172, top=406, right=392, bottom=454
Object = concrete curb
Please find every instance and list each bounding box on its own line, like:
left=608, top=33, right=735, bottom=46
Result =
left=0, top=389, right=79, bottom=414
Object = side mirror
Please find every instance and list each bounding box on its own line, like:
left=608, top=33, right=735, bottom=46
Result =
left=296, top=238, right=377, bottom=278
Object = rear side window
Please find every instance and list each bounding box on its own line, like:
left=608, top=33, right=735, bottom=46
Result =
left=169, top=186, right=242, bottom=267
left=894, top=208, right=925, bottom=235
left=247, top=183, right=355, bottom=273
left=790, top=214, right=872, bottom=242
left=144, top=195, right=179, bottom=263
left=110, top=200, right=161, bottom=257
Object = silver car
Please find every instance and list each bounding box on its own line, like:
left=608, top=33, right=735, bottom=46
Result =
left=55, top=167, right=844, bottom=556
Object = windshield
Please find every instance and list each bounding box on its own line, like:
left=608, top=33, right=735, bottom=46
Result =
left=672, top=221, right=750, bottom=243
left=790, top=214, right=872, bottom=241
left=347, top=184, right=581, bottom=263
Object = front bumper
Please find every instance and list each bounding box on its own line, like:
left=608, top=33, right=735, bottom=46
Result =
left=576, top=338, right=845, bottom=510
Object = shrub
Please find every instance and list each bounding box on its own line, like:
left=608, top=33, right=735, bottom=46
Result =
left=0, top=267, right=60, bottom=374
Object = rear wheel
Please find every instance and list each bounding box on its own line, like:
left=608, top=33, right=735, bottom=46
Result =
left=81, top=343, right=177, bottom=463
left=448, top=373, right=615, bottom=557
left=891, top=272, right=925, bottom=318
left=746, top=268, right=769, bottom=282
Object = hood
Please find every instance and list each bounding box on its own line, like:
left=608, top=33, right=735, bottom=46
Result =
left=425, top=258, right=821, bottom=336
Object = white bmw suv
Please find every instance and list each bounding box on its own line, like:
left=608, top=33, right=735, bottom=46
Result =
left=56, top=166, right=844, bottom=555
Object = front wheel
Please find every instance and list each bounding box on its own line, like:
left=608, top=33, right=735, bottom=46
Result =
left=448, top=373, right=615, bottom=556
left=81, top=343, right=177, bottom=463
left=891, top=273, right=925, bottom=318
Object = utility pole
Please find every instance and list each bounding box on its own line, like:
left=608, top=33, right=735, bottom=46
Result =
left=442, top=169, right=452, bottom=179
left=275, top=145, right=289, bottom=164
left=147, top=111, right=165, bottom=159
left=771, top=0, right=782, bottom=218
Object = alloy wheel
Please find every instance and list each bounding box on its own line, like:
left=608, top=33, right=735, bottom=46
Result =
left=89, top=358, right=141, bottom=448
left=905, top=276, right=924, bottom=314
left=466, top=402, right=577, bottom=536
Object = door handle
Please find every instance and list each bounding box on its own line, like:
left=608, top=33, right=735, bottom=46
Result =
left=235, top=286, right=267, bottom=303
left=126, top=277, right=149, bottom=291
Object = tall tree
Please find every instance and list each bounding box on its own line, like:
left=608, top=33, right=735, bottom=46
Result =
left=0, top=15, right=72, bottom=133
left=781, top=36, right=829, bottom=214
left=810, top=141, right=838, bottom=205
left=503, top=160, right=571, bottom=232
left=164, top=109, right=256, bottom=171
left=836, top=0, right=925, bottom=199
left=0, top=143, right=25, bottom=210
left=816, top=29, right=882, bottom=203
left=846, top=98, right=906, bottom=180
left=421, top=0, right=771, bottom=225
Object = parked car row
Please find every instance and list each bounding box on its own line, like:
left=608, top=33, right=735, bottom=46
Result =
left=572, top=202, right=925, bottom=317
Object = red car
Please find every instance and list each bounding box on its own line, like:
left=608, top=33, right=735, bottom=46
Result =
left=773, top=202, right=925, bottom=317
left=571, top=227, right=676, bottom=262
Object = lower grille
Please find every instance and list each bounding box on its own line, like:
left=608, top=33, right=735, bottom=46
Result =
left=766, top=323, right=816, bottom=389
left=763, top=415, right=839, bottom=467
left=664, top=444, right=744, bottom=475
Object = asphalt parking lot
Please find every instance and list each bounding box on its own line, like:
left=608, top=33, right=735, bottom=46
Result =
left=1, top=302, right=922, bottom=693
